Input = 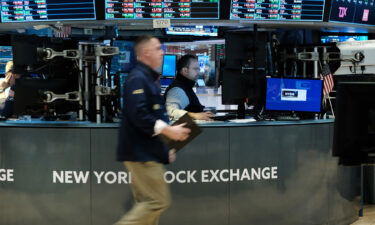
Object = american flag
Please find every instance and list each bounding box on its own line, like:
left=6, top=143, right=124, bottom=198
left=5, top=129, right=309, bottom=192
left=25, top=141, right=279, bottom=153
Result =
left=54, top=25, right=71, bottom=38
left=321, top=64, right=334, bottom=96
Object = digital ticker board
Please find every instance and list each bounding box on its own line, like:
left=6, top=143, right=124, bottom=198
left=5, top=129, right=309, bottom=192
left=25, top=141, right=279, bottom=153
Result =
left=1, top=0, right=96, bottom=22
left=105, top=0, right=220, bottom=19
left=230, top=0, right=325, bottom=21
left=330, top=0, right=375, bottom=25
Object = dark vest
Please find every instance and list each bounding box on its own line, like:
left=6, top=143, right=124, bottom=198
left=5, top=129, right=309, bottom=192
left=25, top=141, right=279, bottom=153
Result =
left=164, top=74, right=204, bottom=113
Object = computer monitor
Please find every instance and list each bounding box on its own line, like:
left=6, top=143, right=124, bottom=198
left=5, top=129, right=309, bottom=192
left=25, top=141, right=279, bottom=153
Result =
left=333, top=82, right=375, bottom=165
left=119, top=73, right=128, bottom=109
left=265, top=77, right=323, bottom=113
left=198, top=55, right=209, bottom=73
left=110, top=40, right=135, bottom=74
left=162, top=55, right=177, bottom=77
left=196, top=78, right=206, bottom=87
left=160, top=78, right=173, bottom=87
left=0, top=46, right=12, bottom=74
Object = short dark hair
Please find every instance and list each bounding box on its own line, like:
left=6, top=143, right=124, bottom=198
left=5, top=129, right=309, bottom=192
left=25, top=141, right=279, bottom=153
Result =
left=134, top=35, right=155, bottom=57
left=177, top=54, right=198, bottom=73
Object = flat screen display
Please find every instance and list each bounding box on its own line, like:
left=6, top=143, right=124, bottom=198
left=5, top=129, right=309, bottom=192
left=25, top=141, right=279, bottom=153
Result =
left=265, top=78, right=323, bottom=113
left=320, top=35, right=369, bottom=43
left=105, top=0, right=220, bottom=19
left=110, top=40, right=135, bottom=74
left=330, top=0, right=375, bottom=25
left=165, top=26, right=218, bottom=37
left=162, top=55, right=177, bottom=77
left=0, top=46, right=12, bottom=74
left=1, top=0, right=96, bottom=22
left=230, top=0, right=325, bottom=21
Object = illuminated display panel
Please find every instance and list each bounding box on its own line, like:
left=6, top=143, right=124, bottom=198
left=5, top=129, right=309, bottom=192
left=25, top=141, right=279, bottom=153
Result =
left=0, top=46, right=12, bottom=74
left=230, top=0, right=325, bottom=21
left=330, top=0, right=375, bottom=25
left=105, top=0, right=219, bottom=19
left=320, top=35, right=369, bottom=43
left=1, top=0, right=96, bottom=22
left=165, top=25, right=218, bottom=36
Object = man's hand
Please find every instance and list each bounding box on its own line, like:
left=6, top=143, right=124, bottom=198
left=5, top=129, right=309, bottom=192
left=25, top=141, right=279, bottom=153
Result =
left=5, top=73, right=20, bottom=87
left=161, top=123, right=190, bottom=141
left=188, top=112, right=214, bottom=121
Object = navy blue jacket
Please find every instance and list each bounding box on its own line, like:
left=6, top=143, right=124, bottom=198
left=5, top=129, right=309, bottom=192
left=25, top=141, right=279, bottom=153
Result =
left=117, top=62, right=170, bottom=164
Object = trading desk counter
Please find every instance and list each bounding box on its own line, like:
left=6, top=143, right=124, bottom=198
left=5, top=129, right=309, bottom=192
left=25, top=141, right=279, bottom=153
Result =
left=0, top=119, right=359, bottom=225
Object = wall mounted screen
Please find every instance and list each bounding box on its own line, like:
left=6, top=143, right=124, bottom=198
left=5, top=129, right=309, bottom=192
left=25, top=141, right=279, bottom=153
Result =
left=329, top=0, right=375, bottom=25
left=0, top=46, right=12, bottom=74
left=162, top=55, right=177, bottom=77
left=320, top=35, right=369, bottom=43
left=105, top=0, right=219, bottom=19
left=110, top=40, right=135, bottom=74
left=1, top=0, right=96, bottom=22
left=265, top=78, right=323, bottom=113
left=230, top=0, right=325, bottom=21
left=165, top=26, right=218, bottom=37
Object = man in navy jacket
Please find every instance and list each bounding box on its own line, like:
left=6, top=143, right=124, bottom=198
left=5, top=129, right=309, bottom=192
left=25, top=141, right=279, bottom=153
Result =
left=115, top=35, right=190, bottom=225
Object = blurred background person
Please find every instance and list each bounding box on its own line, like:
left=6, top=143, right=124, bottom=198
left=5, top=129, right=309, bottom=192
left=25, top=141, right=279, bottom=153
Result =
left=0, top=61, right=20, bottom=118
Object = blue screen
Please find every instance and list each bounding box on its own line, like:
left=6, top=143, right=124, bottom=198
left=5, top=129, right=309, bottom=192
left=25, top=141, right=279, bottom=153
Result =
left=162, top=55, right=176, bottom=77
left=111, top=41, right=135, bottom=74
left=321, top=35, right=368, bottom=43
left=265, top=78, right=323, bottom=113
left=119, top=73, right=128, bottom=108
left=165, top=26, right=218, bottom=37
left=0, top=46, right=13, bottom=75
left=160, top=78, right=173, bottom=86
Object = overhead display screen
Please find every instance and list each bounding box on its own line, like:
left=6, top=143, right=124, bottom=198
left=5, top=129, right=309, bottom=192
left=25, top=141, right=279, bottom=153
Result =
left=165, top=25, right=218, bottom=36
left=230, top=0, right=325, bottom=21
left=329, top=0, right=375, bottom=25
left=105, top=0, right=219, bottom=19
left=1, top=0, right=96, bottom=22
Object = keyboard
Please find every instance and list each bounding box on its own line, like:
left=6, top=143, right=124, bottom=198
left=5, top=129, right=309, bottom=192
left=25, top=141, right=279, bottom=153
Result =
left=212, top=114, right=237, bottom=121
left=276, top=116, right=300, bottom=121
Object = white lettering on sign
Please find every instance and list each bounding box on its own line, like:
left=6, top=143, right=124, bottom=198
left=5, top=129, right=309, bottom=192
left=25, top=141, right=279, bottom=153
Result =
left=53, top=171, right=90, bottom=184
left=164, top=170, right=198, bottom=184
left=0, top=169, right=14, bottom=182
left=200, top=167, right=278, bottom=183
left=52, top=171, right=131, bottom=184
left=93, top=171, right=131, bottom=184
left=51, top=167, right=278, bottom=184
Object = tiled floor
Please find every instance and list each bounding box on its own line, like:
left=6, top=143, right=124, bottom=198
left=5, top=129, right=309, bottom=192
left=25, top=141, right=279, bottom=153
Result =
left=352, top=206, right=375, bottom=225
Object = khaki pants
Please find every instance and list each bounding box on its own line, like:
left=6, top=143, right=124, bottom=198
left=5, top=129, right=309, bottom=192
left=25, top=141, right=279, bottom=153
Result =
left=114, top=161, right=171, bottom=225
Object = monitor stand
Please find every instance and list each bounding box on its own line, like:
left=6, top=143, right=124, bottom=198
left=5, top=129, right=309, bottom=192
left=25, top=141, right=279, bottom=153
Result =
left=237, top=103, right=245, bottom=119
left=276, top=112, right=300, bottom=121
